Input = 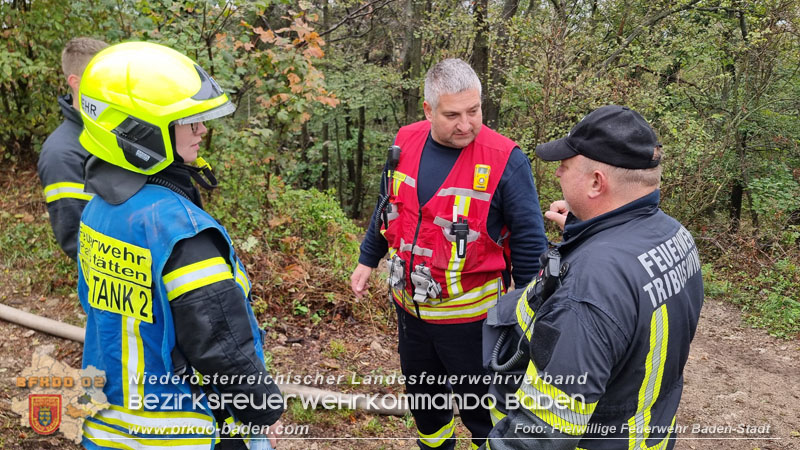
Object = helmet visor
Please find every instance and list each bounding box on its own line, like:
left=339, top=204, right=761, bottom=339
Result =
left=175, top=101, right=236, bottom=125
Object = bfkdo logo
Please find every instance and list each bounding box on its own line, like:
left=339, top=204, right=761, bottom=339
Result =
left=28, top=394, right=61, bottom=435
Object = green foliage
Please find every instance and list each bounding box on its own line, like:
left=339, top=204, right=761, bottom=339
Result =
left=326, top=339, right=346, bottom=359
left=269, top=184, right=361, bottom=278
left=0, top=211, right=75, bottom=296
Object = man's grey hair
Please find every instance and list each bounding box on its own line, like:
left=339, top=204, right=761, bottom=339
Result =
left=581, top=146, right=663, bottom=189
left=424, top=58, right=482, bottom=109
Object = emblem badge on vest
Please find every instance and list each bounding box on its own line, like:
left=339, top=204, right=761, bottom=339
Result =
left=29, top=394, right=61, bottom=435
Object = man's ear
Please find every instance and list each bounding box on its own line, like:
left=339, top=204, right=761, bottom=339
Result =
left=588, top=169, right=608, bottom=199
left=422, top=101, right=433, bottom=121
left=67, top=74, right=80, bottom=96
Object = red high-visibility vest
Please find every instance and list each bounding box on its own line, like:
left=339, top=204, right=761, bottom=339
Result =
left=382, top=120, right=515, bottom=324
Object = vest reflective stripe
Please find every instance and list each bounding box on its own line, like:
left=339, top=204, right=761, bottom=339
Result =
left=391, top=171, right=416, bottom=191
left=628, top=304, right=670, bottom=449
left=392, top=277, right=501, bottom=322
left=163, top=257, right=234, bottom=301
left=445, top=194, right=472, bottom=296
left=418, top=417, right=455, bottom=448
left=515, top=362, right=598, bottom=436
left=44, top=181, right=95, bottom=203
left=122, top=316, right=145, bottom=408
left=399, top=238, right=433, bottom=257
left=93, top=405, right=214, bottom=432
left=489, top=404, right=506, bottom=426
left=437, top=187, right=491, bottom=202
left=83, top=419, right=214, bottom=449
left=470, top=442, right=479, bottom=450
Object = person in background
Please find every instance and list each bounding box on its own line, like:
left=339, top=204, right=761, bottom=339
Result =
left=350, top=58, right=548, bottom=449
left=37, top=37, right=108, bottom=261
left=482, top=105, right=704, bottom=450
left=76, top=42, right=283, bottom=449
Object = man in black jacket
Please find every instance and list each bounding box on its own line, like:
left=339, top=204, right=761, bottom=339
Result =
left=37, top=37, right=108, bottom=260
left=483, top=105, right=704, bottom=450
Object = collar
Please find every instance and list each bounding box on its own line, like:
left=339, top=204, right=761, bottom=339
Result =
left=58, top=94, right=82, bottom=126
left=84, top=157, right=202, bottom=207
left=427, top=132, right=462, bottom=151
left=560, top=189, right=660, bottom=247
left=84, top=157, right=147, bottom=205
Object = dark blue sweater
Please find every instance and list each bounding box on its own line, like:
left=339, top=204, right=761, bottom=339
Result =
left=359, top=133, right=548, bottom=287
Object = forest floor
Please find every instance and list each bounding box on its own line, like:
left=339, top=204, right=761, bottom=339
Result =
left=0, top=285, right=798, bottom=449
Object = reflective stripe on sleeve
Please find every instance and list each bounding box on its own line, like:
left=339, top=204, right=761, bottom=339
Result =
left=515, top=362, right=598, bottom=436
left=628, top=304, right=670, bottom=449
left=43, top=182, right=94, bottom=203
left=515, top=284, right=536, bottom=340
left=418, top=417, right=455, bottom=448
left=163, top=257, right=233, bottom=301
left=489, top=404, right=506, bottom=426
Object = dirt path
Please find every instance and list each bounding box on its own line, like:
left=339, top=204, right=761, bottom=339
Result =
left=1, top=295, right=797, bottom=449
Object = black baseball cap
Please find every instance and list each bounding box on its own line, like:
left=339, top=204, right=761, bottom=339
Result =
left=535, top=105, right=661, bottom=169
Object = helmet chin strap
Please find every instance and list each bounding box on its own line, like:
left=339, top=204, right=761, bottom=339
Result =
left=184, top=156, right=219, bottom=190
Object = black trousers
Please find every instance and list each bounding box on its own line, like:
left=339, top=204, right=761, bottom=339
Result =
left=396, top=303, right=492, bottom=450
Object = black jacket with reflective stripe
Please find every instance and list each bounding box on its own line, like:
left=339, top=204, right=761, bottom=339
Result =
left=37, top=94, right=91, bottom=260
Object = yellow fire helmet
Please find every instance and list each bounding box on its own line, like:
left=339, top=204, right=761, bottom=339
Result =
left=78, top=41, right=235, bottom=175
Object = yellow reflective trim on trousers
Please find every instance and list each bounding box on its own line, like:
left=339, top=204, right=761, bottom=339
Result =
left=471, top=442, right=479, bottom=450
left=444, top=195, right=471, bottom=296
left=163, top=257, right=233, bottom=301
left=628, top=304, right=669, bottom=449
left=490, top=404, right=506, bottom=426
left=516, top=362, right=598, bottom=436
left=121, top=316, right=144, bottom=410
left=83, top=419, right=214, bottom=449
left=44, top=181, right=94, bottom=203
left=418, top=417, right=455, bottom=448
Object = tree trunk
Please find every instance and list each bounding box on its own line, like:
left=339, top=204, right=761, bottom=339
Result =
left=335, top=118, right=344, bottom=207
left=401, top=0, right=423, bottom=123
left=321, top=122, right=330, bottom=191
left=471, top=0, right=490, bottom=110
left=352, top=106, right=366, bottom=219
left=483, top=0, right=519, bottom=128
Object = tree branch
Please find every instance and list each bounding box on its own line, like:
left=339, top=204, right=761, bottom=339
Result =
left=597, top=0, right=702, bottom=74
left=318, top=0, right=400, bottom=38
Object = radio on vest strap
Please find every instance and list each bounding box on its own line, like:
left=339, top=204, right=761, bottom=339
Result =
left=375, top=145, right=402, bottom=237
left=451, top=217, right=469, bottom=258
left=410, top=263, right=442, bottom=303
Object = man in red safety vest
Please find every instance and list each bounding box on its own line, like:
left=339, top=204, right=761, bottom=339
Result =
left=350, top=58, right=548, bottom=450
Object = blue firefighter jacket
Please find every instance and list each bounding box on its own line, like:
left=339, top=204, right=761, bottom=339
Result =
left=483, top=190, right=704, bottom=450
left=78, top=184, right=266, bottom=449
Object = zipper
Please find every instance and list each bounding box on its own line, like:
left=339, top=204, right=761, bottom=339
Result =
left=408, top=207, right=424, bottom=318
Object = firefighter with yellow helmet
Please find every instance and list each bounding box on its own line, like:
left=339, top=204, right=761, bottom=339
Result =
left=77, top=42, right=283, bottom=449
